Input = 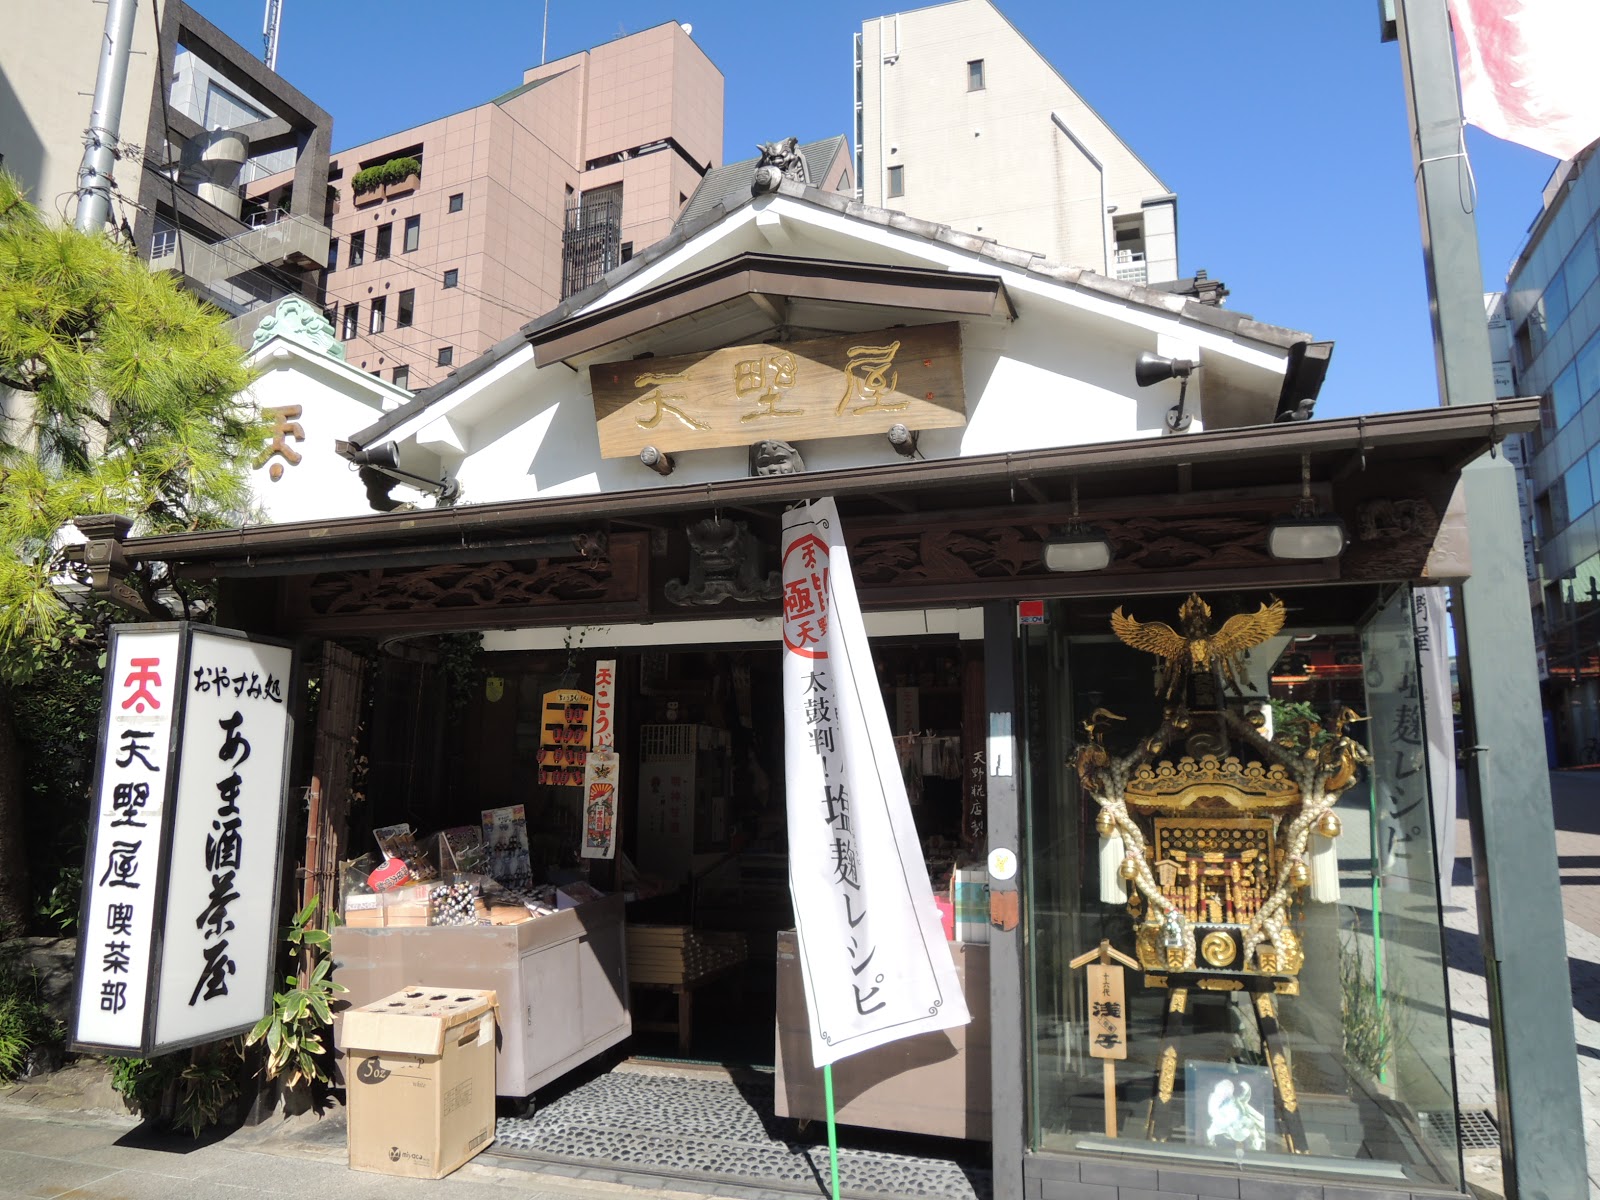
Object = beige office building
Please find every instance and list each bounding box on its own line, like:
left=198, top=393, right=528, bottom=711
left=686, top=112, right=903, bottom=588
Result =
left=856, top=0, right=1177, bottom=284
left=292, top=22, right=722, bottom=392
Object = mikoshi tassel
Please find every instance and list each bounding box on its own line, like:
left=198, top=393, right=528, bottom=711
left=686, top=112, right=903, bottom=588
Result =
left=1099, top=823, right=1129, bottom=904
left=1306, top=811, right=1342, bottom=903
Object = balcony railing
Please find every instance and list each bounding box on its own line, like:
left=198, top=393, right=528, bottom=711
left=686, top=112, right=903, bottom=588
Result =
left=561, top=197, right=622, bottom=299
left=1114, top=248, right=1147, bottom=285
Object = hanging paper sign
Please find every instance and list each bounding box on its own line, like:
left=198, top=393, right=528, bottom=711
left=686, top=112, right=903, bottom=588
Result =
left=782, top=497, right=970, bottom=1068
left=593, top=661, right=616, bottom=752
left=71, top=624, right=294, bottom=1056
left=1085, top=964, right=1127, bottom=1060
left=580, top=750, right=620, bottom=860
left=538, top=688, right=592, bottom=787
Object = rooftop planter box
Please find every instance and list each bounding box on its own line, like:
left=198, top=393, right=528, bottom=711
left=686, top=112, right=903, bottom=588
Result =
left=352, top=156, right=421, bottom=205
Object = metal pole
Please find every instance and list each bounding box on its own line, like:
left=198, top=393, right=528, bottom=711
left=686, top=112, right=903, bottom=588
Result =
left=75, top=0, right=139, bottom=234
left=1389, top=3, right=1586, bottom=1196
left=541, top=0, right=549, bottom=66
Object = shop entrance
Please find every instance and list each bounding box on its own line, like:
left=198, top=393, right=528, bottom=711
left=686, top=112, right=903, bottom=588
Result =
left=337, top=626, right=991, bottom=1194
left=431, top=636, right=979, bottom=1069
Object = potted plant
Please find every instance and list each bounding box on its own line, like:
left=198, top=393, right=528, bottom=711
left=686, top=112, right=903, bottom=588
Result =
left=350, top=164, right=386, bottom=206
left=383, top=156, right=421, bottom=198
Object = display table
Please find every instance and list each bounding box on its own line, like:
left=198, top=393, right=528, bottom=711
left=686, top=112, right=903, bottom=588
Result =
left=626, top=925, right=747, bottom=1054
left=332, top=894, right=629, bottom=1099
left=773, top=930, right=990, bottom=1140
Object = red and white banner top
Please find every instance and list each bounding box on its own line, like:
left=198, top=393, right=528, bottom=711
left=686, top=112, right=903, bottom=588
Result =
left=1451, top=0, right=1600, bottom=161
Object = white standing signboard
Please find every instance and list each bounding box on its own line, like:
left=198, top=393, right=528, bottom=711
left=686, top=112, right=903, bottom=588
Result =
left=153, top=628, right=295, bottom=1049
left=781, top=497, right=970, bottom=1068
left=73, top=628, right=183, bottom=1051
left=71, top=623, right=295, bottom=1056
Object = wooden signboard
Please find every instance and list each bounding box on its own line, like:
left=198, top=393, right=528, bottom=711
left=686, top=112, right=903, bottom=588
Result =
left=1070, top=940, right=1138, bottom=1137
left=1085, top=964, right=1127, bottom=1061
left=538, top=688, right=592, bottom=787
left=588, top=322, right=966, bottom=458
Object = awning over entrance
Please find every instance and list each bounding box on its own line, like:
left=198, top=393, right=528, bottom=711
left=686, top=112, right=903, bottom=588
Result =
left=97, top=399, right=1536, bottom=640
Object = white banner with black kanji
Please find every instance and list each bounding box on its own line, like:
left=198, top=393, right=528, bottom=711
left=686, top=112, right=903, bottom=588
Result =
left=781, top=497, right=969, bottom=1068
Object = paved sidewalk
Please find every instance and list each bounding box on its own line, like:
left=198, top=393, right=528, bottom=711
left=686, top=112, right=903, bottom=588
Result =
left=1446, top=770, right=1600, bottom=1197
left=0, top=1099, right=710, bottom=1200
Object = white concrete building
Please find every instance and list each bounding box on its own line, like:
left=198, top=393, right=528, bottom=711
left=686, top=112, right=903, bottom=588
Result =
left=855, top=0, right=1178, bottom=285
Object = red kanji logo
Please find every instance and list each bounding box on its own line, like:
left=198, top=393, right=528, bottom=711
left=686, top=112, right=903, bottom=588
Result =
left=120, top=657, right=163, bottom=713
left=781, top=534, right=831, bottom=659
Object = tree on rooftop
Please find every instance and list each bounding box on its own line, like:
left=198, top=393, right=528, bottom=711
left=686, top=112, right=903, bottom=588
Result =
left=0, top=171, right=262, bottom=931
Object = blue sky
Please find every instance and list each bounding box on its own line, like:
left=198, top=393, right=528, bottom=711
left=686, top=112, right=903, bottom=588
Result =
left=197, top=0, right=1559, bottom=420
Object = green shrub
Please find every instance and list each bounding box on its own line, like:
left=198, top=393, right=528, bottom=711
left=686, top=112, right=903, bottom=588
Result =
left=108, top=1042, right=243, bottom=1135
left=0, top=992, right=60, bottom=1079
left=351, top=156, right=422, bottom=195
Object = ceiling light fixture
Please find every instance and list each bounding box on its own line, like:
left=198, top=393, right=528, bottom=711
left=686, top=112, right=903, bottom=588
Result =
left=1042, top=481, right=1114, bottom=573
left=1267, top=455, right=1347, bottom=560
left=1135, top=350, right=1199, bottom=433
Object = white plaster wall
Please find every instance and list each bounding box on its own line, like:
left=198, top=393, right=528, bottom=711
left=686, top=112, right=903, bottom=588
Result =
left=356, top=195, right=1290, bottom=512
left=444, top=295, right=1205, bottom=504
left=858, top=0, right=1173, bottom=278
left=244, top=342, right=411, bottom=523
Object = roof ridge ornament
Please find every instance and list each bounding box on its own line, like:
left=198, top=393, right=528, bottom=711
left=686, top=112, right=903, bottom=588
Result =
left=752, top=137, right=809, bottom=195
left=250, top=295, right=347, bottom=361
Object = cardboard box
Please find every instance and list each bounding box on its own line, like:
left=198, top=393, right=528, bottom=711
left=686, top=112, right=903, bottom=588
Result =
left=343, top=886, right=432, bottom=929
left=340, top=985, right=498, bottom=1178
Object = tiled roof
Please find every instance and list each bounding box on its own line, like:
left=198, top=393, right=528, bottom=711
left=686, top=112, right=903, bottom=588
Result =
left=674, top=135, right=850, bottom=231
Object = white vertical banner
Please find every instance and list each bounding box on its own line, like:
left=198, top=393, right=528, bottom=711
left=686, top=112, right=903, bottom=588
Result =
left=71, top=623, right=295, bottom=1056
left=153, top=628, right=294, bottom=1050
left=72, top=628, right=183, bottom=1051
left=781, top=497, right=969, bottom=1068
left=1413, top=588, right=1458, bottom=904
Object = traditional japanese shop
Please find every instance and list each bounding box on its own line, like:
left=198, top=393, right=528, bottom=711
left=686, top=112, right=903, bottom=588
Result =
left=89, top=181, right=1559, bottom=1200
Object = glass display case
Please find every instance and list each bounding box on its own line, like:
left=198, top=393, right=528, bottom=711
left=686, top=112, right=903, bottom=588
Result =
left=1022, top=587, right=1461, bottom=1192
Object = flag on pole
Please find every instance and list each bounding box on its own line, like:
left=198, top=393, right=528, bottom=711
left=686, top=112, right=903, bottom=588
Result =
left=781, top=497, right=971, bottom=1068
left=1450, top=0, right=1600, bottom=161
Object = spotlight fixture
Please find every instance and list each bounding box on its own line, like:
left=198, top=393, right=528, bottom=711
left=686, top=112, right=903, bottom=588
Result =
left=338, top=440, right=460, bottom=507
left=1267, top=455, right=1347, bottom=560
left=886, top=423, right=918, bottom=458
left=1042, top=481, right=1114, bottom=573
left=1134, top=350, right=1199, bottom=433
left=639, top=445, right=675, bottom=476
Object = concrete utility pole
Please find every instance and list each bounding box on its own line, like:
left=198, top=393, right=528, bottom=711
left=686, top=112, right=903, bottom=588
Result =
left=75, top=0, right=140, bottom=235
left=1388, top=2, right=1586, bottom=1196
